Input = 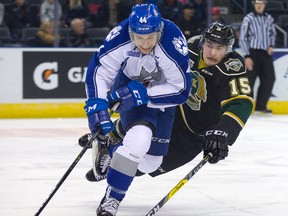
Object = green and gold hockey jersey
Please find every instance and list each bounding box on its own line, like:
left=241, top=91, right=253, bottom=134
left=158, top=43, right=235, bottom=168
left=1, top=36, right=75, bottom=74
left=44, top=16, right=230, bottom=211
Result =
left=178, top=36, right=254, bottom=145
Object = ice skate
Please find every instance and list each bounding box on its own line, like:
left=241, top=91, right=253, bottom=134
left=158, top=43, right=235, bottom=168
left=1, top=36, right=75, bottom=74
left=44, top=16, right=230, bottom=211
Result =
left=87, top=134, right=121, bottom=181
left=96, top=187, right=121, bottom=216
left=93, top=138, right=111, bottom=176
left=85, top=168, right=107, bottom=182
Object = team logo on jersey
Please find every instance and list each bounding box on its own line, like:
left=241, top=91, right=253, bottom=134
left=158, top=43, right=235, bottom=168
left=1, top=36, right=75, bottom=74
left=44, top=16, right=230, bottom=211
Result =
left=224, top=58, right=243, bottom=72
left=187, top=35, right=201, bottom=44
left=172, top=37, right=188, bottom=56
left=186, top=71, right=207, bottom=111
left=132, top=65, right=162, bottom=85
left=106, top=26, right=122, bottom=42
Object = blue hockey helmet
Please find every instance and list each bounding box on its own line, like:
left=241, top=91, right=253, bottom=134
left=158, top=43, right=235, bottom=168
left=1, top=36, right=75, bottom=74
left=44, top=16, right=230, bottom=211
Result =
left=129, top=4, right=162, bottom=35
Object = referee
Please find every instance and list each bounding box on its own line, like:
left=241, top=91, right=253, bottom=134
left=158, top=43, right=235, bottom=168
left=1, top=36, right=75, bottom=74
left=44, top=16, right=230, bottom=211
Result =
left=239, top=0, right=276, bottom=114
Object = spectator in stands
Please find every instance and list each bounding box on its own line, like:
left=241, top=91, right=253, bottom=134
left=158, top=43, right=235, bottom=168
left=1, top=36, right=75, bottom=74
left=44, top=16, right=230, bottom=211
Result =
left=62, top=0, right=91, bottom=28
left=28, top=1, right=41, bottom=28
left=27, top=21, right=64, bottom=47
left=40, top=0, right=63, bottom=25
left=145, top=0, right=159, bottom=4
left=92, top=0, right=142, bottom=29
left=64, top=18, right=94, bottom=47
left=158, top=0, right=181, bottom=23
left=175, top=3, right=203, bottom=39
left=0, top=3, right=4, bottom=26
left=4, top=0, right=30, bottom=41
left=189, top=0, right=207, bottom=25
left=177, top=0, right=189, bottom=4
left=210, top=6, right=225, bottom=24
left=92, top=0, right=119, bottom=28
left=117, top=0, right=145, bottom=24
left=239, top=0, right=276, bottom=114
left=232, top=25, right=241, bottom=49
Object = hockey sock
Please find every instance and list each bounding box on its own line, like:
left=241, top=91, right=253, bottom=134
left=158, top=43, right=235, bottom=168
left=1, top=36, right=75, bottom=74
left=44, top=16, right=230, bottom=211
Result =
left=107, top=168, right=134, bottom=201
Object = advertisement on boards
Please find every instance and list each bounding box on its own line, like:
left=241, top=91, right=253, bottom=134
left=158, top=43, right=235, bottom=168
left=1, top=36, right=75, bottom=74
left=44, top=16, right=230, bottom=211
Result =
left=271, top=51, right=288, bottom=100
left=23, top=51, right=94, bottom=99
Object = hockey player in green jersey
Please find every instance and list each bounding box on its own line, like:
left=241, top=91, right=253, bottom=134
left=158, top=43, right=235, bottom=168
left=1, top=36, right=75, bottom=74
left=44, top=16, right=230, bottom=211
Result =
left=82, top=21, right=254, bottom=180
left=150, top=21, right=254, bottom=175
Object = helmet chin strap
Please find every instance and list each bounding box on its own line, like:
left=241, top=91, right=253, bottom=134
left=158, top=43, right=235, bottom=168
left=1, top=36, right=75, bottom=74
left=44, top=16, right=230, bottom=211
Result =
left=157, top=21, right=164, bottom=42
left=128, top=26, right=134, bottom=42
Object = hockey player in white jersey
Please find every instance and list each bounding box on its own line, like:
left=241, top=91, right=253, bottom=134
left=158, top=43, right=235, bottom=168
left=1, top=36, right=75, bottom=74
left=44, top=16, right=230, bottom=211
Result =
left=84, top=3, right=191, bottom=215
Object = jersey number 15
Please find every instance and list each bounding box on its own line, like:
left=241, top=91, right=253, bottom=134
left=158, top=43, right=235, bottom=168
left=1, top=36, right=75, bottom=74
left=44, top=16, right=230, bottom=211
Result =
left=229, top=77, right=251, bottom=96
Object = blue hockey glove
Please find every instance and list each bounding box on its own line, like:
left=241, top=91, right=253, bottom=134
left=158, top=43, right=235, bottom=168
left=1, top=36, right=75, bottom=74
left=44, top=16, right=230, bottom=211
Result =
left=203, top=129, right=229, bottom=164
left=84, top=98, right=113, bottom=135
left=107, top=80, right=149, bottom=112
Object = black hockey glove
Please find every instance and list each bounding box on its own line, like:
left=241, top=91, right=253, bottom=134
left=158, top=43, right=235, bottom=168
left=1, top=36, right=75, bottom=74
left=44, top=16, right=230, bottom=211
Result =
left=203, top=130, right=229, bottom=164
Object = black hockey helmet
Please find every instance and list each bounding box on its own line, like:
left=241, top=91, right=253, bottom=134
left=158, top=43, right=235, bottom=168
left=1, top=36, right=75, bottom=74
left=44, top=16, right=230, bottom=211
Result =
left=202, top=22, right=235, bottom=47
left=252, top=0, right=267, bottom=4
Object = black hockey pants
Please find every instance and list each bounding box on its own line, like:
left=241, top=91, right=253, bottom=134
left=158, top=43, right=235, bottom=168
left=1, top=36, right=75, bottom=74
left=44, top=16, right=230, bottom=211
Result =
left=248, top=49, right=275, bottom=110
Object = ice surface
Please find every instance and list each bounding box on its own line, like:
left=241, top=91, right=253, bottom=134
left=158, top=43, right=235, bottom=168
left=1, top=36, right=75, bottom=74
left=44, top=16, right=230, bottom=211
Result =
left=0, top=115, right=288, bottom=216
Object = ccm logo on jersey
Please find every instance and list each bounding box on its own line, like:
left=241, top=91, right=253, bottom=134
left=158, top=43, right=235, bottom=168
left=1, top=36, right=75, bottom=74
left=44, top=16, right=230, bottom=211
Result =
left=205, top=130, right=228, bottom=137
left=151, top=137, right=170, bottom=143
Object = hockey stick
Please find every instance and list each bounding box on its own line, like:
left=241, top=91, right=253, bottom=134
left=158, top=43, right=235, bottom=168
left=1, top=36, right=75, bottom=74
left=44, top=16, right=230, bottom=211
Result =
left=145, top=152, right=213, bottom=216
left=34, top=102, right=119, bottom=216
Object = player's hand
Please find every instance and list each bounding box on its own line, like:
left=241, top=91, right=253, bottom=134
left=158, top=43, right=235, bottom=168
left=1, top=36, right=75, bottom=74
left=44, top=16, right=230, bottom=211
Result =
left=267, top=47, right=273, bottom=56
left=108, top=80, right=149, bottom=112
left=203, top=129, right=229, bottom=164
left=245, top=57, right=254, bottom=71
left=84, top=98, right=113, bottom=135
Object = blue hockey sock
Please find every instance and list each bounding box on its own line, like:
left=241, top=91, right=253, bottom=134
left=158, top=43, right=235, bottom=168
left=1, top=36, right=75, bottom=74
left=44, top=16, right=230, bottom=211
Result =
left=107, top=167, right=134, bottom=201
left=109, top=142, right=122, bottom=157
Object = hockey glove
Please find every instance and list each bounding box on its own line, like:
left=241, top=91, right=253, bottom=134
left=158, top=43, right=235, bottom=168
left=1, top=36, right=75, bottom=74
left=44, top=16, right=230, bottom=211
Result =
left=203, top=129, right=229, bottom=164
left=84, top=98, right=113, bottom=135
left=107, top=80, right=149, bottom=112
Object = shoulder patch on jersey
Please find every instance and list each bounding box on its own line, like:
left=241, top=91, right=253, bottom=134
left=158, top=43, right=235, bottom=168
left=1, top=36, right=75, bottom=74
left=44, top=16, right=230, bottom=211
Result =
left=224, top=58, right=243, bottom=72
left=106, top=26, right=122, bottom=42
left=172, top=37, right=188, bottom=56
left=187, top=35, right=201, bottom=44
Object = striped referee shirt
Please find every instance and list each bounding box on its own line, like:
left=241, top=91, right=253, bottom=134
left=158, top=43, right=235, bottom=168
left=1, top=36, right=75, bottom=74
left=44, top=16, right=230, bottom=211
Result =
left=239, top=12, right=276, bottom=57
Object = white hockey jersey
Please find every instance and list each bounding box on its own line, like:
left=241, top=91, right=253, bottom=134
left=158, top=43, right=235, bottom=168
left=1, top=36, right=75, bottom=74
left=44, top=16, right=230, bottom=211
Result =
left=85, top=18, right=191, bottom=109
